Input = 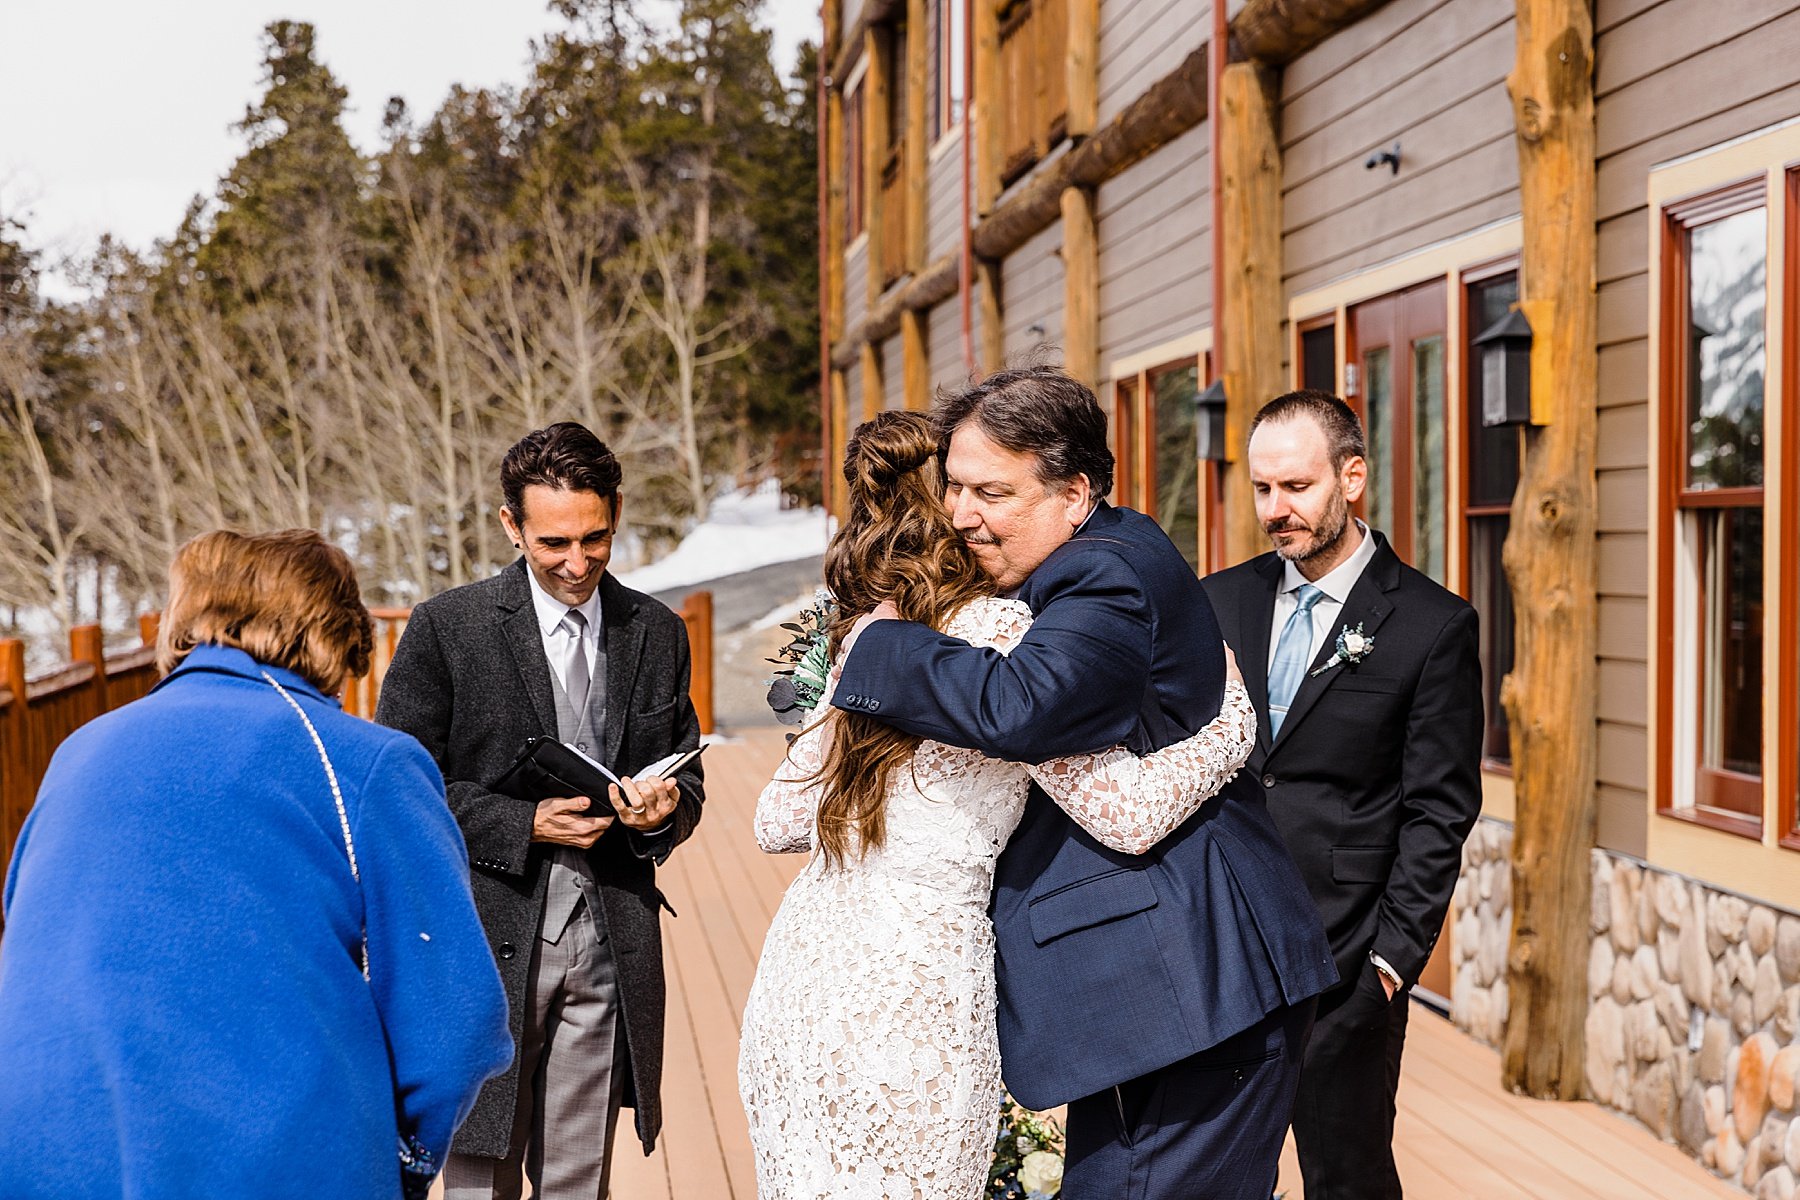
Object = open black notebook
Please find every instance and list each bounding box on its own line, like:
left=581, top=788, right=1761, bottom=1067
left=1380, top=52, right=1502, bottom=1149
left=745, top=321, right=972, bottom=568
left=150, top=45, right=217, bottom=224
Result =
left=492, top=738, right=703, bottom=815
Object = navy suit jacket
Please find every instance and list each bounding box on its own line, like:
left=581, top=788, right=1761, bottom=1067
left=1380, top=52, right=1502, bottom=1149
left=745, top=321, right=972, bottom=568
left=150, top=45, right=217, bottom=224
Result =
left=835, top=502, right=1337, bottom=1108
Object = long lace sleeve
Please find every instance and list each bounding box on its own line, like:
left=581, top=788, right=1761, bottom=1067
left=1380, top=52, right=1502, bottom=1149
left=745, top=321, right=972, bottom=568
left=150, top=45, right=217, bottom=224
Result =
left=1026, top=680, right=1258, bottom=855
left=754, top=703, right=831, bottom=854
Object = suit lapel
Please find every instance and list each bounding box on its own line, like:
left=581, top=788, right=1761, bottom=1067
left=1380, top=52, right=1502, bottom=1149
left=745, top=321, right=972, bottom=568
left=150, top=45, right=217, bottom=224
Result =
left=1270, top=535, right=1401, bottom=751
left=498, top=563, right=559, bottom=737
left=1241, top=554, right=1283, bottom=754
left=600, top=573, right=645, bottom=765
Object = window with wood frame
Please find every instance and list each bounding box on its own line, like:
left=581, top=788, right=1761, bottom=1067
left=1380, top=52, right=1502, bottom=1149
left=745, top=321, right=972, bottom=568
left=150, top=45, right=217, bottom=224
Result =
left=877, top=24, right=907, bottom=286
left=1297, top=316, right=1337, bottom=393
left=1111, top=353, right=1211, bottom=573
left=1660, top=184, right=1768, bottom=833
left=1463, top=267, right=1521, bottom=769
left=846, top=80, right=865, bottom=242
left=995, top=0, right=1069, bottom=187
left=935, top=0, right=966, bottom=139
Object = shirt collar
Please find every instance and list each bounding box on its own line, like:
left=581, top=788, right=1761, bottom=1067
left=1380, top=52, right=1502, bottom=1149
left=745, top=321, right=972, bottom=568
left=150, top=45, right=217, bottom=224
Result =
left=523, top=565, right=604, bottom=640
left=1281, top=519, right=1376, bottom=604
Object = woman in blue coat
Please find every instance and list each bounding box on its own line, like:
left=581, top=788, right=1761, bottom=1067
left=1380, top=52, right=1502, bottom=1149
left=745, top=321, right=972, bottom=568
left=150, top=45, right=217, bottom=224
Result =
left=0, top=529, right=513, bottom=1200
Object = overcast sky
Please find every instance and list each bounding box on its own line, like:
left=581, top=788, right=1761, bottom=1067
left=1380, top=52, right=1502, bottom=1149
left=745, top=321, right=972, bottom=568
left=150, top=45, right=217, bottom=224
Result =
left=0, top=0, right=819, bottom=294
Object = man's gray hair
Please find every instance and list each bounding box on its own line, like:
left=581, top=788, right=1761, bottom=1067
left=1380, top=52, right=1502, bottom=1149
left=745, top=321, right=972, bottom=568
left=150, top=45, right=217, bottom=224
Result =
left=930, top=363, right=1115, bottom=497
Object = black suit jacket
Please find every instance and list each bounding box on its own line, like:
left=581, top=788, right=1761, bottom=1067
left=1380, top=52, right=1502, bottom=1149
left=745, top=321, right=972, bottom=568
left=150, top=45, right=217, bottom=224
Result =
left=1202, top=531, right=1482, bottom=991
left=375, top=563, right=703, bottom=1157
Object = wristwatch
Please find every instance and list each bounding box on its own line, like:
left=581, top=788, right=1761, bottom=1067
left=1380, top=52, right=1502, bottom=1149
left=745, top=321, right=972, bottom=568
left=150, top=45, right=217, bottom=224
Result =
left=1368, top=950, right=1403, bottom=995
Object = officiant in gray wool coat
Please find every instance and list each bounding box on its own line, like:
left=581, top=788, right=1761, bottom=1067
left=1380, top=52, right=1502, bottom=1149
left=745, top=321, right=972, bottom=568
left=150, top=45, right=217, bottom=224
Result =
left=377, top=421, right=704, bottom=1200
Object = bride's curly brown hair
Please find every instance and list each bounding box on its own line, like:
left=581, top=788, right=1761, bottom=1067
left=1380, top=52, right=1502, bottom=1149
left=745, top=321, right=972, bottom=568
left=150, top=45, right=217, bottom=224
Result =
left=809, top=410, right=995, bottom=868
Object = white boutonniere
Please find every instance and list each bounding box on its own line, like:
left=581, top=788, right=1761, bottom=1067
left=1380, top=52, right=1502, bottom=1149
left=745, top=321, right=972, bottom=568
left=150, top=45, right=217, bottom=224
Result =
left=1311, top=622, right=1374, bottom=677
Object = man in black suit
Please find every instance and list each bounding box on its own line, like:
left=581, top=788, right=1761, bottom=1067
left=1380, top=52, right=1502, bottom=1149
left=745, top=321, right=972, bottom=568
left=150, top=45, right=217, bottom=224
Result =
left=1201, top=390, right=1481, bottom=1199
left=376, top=422, right=703, bottom=1200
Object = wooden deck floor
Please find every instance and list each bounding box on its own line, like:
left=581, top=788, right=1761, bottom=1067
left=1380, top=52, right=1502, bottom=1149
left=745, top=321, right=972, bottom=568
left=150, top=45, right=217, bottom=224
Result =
left=607, top=727, right=1740, bottom=1200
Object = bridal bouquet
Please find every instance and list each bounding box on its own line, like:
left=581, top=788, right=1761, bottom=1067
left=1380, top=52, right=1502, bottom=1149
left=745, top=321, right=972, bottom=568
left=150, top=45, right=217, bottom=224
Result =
left=765, top=589, right=836, bottom=726
left=988, top=1096, right=1064, bottom=1198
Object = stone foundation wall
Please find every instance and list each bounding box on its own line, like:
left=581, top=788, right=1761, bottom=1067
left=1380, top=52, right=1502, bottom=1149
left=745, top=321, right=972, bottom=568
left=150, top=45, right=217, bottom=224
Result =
left=1447, top=815, right=1800, bottom=1196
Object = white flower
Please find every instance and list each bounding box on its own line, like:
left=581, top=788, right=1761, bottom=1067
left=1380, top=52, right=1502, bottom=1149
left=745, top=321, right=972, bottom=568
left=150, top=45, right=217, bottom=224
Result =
left=1019, top=1149, right=1064, bottom=1196
left=1342, top=631, right=1371, bottom=657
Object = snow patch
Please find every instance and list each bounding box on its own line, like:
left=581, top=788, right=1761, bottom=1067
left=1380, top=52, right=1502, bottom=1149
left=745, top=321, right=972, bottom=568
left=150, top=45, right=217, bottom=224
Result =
left=616, top=481, right=832, bottom=594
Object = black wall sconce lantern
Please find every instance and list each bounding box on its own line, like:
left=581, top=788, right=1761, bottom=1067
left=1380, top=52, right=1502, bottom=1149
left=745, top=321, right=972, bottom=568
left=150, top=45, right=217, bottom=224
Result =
left=1472, top=306, right=1534, bottom=427
left=1195, top=378, right=1229, bottom=462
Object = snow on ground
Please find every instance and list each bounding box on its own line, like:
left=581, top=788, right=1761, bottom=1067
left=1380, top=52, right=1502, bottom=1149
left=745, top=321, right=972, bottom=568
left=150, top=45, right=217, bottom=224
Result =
left=614, top=480, right=833, bottom=594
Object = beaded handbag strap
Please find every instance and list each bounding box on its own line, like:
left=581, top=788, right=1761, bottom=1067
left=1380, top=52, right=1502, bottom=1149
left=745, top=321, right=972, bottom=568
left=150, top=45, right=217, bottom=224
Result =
left=262, top=671, right=370, bottom=981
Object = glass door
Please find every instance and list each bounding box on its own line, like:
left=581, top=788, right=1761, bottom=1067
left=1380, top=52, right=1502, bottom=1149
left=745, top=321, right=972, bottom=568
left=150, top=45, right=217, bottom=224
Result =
left=1348, top=281, right=1449, bottom=583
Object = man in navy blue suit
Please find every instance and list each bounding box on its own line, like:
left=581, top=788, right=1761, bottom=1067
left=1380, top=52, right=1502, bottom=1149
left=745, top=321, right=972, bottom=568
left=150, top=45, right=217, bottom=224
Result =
left=834, top=365, right=1337, bottom=1199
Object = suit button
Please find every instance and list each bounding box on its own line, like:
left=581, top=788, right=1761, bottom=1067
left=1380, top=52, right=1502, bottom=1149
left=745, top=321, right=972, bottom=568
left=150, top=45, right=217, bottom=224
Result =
left=498, top=941, right=516, bottom=960
left=1262, top=773, right=1276, bottom=789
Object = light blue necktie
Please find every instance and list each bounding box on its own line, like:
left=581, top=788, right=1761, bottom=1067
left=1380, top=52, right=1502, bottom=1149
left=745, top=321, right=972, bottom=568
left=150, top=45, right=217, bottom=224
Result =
left=1268, top=584, right=1324, bottom=738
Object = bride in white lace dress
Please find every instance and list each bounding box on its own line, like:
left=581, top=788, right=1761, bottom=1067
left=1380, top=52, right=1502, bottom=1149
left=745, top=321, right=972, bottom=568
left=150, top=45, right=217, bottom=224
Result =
left=737, top=413, right=1256, bottom=1200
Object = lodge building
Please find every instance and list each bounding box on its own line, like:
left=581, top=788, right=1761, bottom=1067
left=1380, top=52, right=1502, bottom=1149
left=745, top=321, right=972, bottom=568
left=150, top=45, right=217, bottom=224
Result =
left=815, top=0, right=1800, bottom=1186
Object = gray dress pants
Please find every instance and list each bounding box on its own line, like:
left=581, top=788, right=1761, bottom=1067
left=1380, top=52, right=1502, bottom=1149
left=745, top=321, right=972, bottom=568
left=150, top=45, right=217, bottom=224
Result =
left=442, top=898, right=629, bottom=1200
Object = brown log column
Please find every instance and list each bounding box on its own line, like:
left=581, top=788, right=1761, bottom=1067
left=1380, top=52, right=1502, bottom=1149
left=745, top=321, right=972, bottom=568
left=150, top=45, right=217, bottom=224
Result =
left=973, top=0, right=1001, bottom=215
left=860, top=342, right=886, bottom=421
left=1216, top=59, right=1284, bottom=566
left=1061, top=187, right=1099, bottom=388
left=866, top=25, right=890, bottom=308
left=830, top=368, right=850, bottom=520
left=902, top=309, right=930, bottom=409
left=1067, top=0, right=1100, bottom=139
left=826, top=86, right=846, bottom=335
left=976, top=257, right=1004, bottom=374
left=905, top=0, right=929, bottom=273
left=1500, top=0, right=1599, bottom=1100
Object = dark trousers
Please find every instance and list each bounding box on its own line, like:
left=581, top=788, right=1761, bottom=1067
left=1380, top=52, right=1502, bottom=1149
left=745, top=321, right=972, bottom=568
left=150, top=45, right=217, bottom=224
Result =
left=1289, top=960, right=1411, bottom=1199
left=1062, top=999, right=1316, bottom=1200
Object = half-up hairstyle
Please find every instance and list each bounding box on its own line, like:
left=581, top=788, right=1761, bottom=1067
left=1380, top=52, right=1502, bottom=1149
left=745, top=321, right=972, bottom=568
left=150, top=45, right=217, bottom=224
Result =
left=810, top=411, right=995, bottom=868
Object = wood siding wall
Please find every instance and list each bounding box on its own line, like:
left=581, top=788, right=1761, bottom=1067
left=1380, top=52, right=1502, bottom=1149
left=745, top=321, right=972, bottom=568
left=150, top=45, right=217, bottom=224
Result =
left=1279, top=0, right=1518, bottom=298
left=1097, top=121, right=1210, bottom=373
left=1589, top=0, right=1800, bottom=854
left=1097, top=0, right=1208, bottom=127
left=844, top=241, right=871, bottom=336
left=1001, top=220, right=1066, bottom=358
left=882, top=331, right=907, bottom=409
left=928, top=300, right=971, bottom=390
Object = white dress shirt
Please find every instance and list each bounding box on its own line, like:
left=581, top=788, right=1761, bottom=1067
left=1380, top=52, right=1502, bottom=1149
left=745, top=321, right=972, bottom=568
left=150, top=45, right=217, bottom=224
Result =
left=1265, top=520, right=1379, bottom=677
left=524, top=567, right=602, bottom=696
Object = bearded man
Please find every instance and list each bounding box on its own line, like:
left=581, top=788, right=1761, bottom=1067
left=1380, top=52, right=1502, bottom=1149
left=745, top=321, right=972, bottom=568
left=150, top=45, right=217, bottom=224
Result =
left=1200, top=390, right=1483, bottom=1200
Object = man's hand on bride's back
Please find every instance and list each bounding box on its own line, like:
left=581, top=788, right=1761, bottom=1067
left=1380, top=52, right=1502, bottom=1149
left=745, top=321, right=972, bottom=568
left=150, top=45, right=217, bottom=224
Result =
left=841, top=599, right=902, bottom=660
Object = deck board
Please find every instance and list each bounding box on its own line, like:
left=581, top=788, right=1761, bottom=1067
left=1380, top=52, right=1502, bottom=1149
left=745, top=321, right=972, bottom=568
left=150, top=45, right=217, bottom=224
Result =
left=477, top=727, right=1742, bottom=1200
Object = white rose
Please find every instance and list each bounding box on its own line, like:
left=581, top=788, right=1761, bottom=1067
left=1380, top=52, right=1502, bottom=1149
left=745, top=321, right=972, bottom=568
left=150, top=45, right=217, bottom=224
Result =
left=1019, top=1149, right=1064, bottom=1196
left=1342, top=632, right=1369, bottom=656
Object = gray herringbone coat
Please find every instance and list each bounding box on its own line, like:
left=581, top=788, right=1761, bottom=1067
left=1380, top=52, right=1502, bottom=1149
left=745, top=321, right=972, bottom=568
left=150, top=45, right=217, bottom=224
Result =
left=375, top=562, right=704, bottom=1158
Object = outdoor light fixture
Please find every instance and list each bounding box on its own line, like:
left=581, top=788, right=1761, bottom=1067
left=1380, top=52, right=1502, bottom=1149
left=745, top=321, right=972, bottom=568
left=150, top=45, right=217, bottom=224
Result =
left=1472, top=307, right=1534, bottom=427
left=1195, top=378, right=1229, bottom=462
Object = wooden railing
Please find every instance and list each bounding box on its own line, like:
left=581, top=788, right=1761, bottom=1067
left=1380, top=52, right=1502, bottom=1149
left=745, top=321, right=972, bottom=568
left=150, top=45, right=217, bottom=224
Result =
left=342, top=593, right=715, bottom=736
left=997, top=0, right=1070, bottom=187
left=878, top=146, right=908, bottom=288
left=1, top=593, right=716, bottom=883
left=1, top=616, right=162, bottom=874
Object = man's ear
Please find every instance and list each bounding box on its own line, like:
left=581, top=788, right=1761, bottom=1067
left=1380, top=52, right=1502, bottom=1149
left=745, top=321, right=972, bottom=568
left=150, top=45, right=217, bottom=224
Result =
left=500, top=506, right=523, bottom=549
left=1061, top=474, right=1095, bottom=527
left=1340, top=456, right=1368, bottom=505
left=610, top=492, right=625, bottom=529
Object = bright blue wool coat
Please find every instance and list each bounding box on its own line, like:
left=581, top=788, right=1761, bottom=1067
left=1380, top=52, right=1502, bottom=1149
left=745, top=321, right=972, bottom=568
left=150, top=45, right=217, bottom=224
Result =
left=0, top=645, right=513, bottom=1199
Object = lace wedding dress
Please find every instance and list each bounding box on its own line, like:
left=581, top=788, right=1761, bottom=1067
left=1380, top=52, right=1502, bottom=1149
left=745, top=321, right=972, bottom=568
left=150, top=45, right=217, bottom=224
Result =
left=738, top=596, right=1258, bottom=1200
